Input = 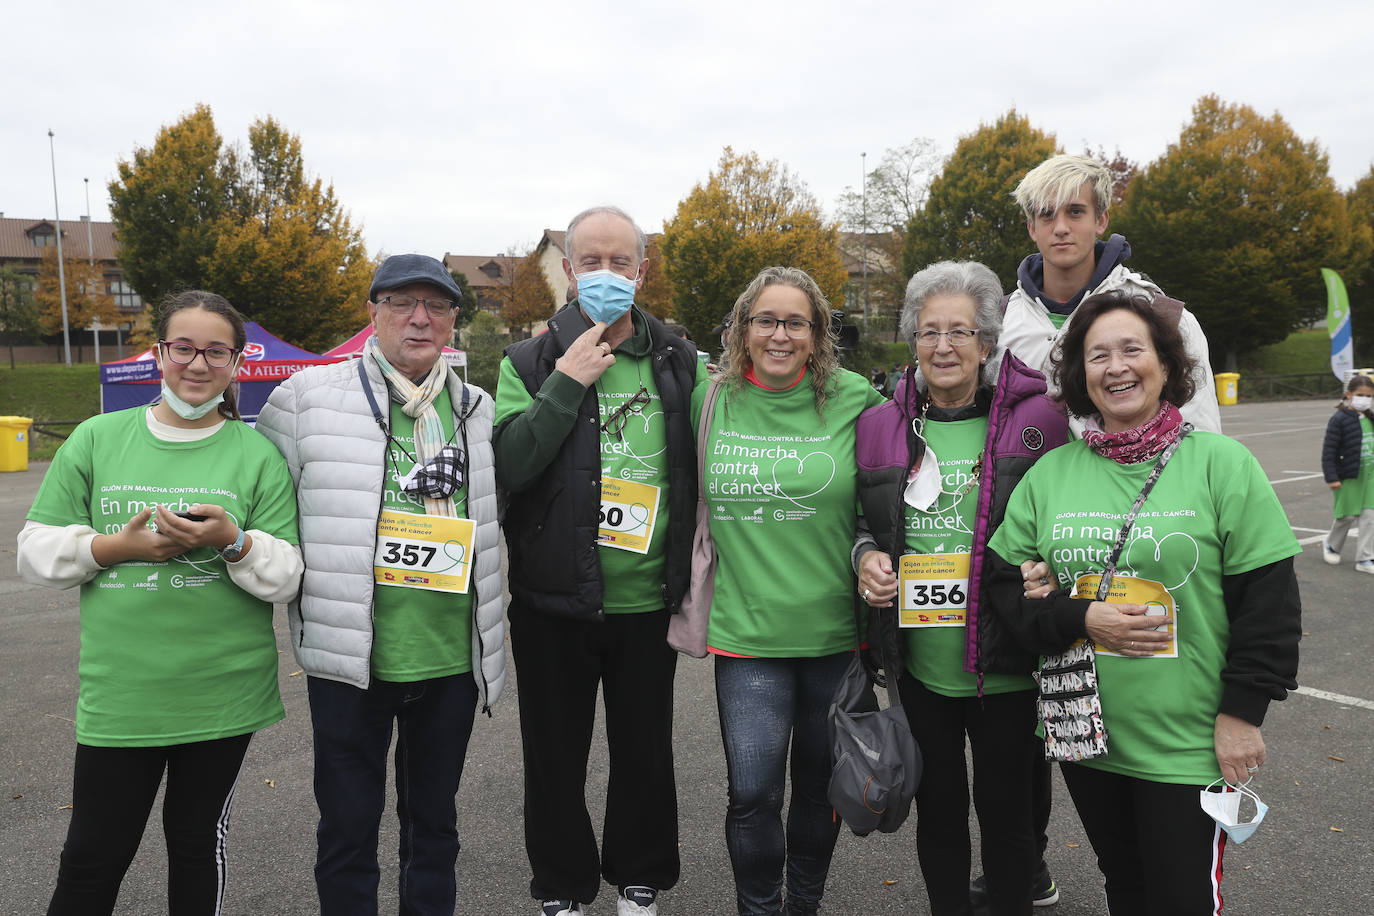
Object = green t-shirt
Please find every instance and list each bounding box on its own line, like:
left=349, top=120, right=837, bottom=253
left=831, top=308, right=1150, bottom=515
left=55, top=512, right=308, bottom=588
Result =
left=594, top=341, right=670, bottom=613
left=898, top=416, right=1031, bottom=697
left=1333, top=415, right=1374, bottom=517
left=27, top=408, right=298, bottom=747
left=987, top=433, right=1299, bottom=784
left=1046, top=311, right=1070, bottom=329
left=698, top=369, right=884, bottom=657
left=371, top=389, right=473, bottom=681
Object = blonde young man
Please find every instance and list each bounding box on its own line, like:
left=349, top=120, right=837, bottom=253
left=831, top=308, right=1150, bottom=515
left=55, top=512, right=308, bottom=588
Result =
left=1002, top=153, right=1221, bottom=434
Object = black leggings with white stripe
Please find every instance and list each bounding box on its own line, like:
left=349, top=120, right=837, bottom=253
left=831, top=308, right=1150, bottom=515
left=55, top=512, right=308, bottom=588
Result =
left=47, top=733, right=252, bottom=916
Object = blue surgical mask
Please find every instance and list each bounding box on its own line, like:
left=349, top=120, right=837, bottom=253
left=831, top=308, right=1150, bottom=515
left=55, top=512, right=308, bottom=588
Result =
left=159, top=381, right=224, bottom=421
left=1199, top=778, right=1268, bottom=844
left=575, top=269, right=636, bottom=324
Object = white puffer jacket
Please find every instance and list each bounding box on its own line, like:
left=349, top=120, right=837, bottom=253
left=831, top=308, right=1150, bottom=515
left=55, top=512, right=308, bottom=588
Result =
left=256, top=355, right=505, bottom=709
left=1001, top=263, right=1222, bottom=435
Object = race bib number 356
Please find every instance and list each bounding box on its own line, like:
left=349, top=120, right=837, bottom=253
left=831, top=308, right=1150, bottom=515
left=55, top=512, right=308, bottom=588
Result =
left=898, top=553, right=970, bottom=628
left=374, top=509, right=475, bottom=594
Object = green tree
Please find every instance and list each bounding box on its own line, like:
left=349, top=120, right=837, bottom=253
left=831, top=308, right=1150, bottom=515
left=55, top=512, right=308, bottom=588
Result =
left=109, top=107, right=375, bottom=352
left=490, top=247, right=555, bottom=338
left=0, top=267, right=43, bottom=369
left=449, top=269, right=479, bottom=329
left=903, top=110, right=1059, bottom=290
left=661, top=147, right=848, bottom=347
left=1345, top=167, right=1374, bottom=365
left=835, top=138, right=940, bottom=319
left=205, top=117, right=374, bottom=352
left=108, top=103, right=226, bottom=306
left=1122, top=95, right=1368, bottom=369
left=462, top=310, right=509, bottom=393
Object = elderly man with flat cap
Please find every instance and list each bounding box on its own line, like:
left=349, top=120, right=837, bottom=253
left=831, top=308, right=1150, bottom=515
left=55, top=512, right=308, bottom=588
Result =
left=258, top=254, right=505, bottom=916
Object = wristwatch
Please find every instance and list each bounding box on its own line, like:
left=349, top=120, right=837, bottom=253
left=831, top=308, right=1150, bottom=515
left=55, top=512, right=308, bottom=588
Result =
left=220, top=527, right=246, bottom=562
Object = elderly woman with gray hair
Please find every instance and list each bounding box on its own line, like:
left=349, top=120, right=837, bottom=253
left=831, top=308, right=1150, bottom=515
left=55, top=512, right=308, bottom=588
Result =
left=852, top=261, right=1069, bottom=915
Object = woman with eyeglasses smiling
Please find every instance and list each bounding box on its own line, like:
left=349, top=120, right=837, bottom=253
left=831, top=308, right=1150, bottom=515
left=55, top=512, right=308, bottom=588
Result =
left=852, top=261, right=1071, bottom=915
left=686, top=266, right=884, bottom=916
left=19, top=291, right=302, bottom=915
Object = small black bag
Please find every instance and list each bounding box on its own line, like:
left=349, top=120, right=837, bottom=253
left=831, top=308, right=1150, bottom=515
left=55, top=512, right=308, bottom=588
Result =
left=827, top=653, right=922, bottom=836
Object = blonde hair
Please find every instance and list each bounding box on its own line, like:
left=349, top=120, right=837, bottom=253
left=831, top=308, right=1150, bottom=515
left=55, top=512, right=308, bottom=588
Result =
left=1013, top=154, right=1112, bottom=221
left=720, top=266, right=839, bottom=413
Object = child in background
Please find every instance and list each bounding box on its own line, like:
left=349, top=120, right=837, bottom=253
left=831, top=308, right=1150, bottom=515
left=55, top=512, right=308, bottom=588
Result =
left=1321, top=373, right=1374, bottom=572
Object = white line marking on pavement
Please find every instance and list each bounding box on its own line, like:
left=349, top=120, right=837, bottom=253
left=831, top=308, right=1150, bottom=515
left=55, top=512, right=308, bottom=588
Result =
left=1295, top=686, right=1374, bottom=711
left=1268, top=472, right=1325, bottom=484
left=1231, top=425, right=1328, bottom=439
left=1297, top=528, right=1355, bottom=546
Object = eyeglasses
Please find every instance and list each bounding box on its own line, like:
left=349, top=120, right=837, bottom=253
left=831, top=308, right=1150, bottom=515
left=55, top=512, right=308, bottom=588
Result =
left=159, top=340, right=240, bottom=368
left=376, top=295, right=457, bottom=319
left=745, top=315, right=814, bottom=337
left=913, top=328, right=980, bottom=348
left=600, top=385, right=652, bottom=441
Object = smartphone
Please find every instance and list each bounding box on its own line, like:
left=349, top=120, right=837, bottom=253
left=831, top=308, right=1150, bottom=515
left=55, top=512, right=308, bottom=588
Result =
left=173, top=511, right=209, bottom=522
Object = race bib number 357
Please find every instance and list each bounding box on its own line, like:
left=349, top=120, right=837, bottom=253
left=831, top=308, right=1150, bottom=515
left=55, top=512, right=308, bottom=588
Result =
left=899, top=553, right=970, bottom=628
left=374, top=509, right=475, bottom=594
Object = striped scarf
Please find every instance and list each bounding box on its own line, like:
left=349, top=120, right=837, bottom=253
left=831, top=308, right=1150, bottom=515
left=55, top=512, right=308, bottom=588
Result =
left=366, top=337, right=456, bottom=518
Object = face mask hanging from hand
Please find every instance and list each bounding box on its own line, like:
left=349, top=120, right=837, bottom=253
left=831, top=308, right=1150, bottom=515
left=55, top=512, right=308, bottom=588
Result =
left=1199, top=778, right=1269, bottom=844
left=575, top=269, right=637, bottom=324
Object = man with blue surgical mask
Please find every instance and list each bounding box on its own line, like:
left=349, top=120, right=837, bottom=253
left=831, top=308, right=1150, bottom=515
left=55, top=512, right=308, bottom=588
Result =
left=495, top=206, right=704, bottom=916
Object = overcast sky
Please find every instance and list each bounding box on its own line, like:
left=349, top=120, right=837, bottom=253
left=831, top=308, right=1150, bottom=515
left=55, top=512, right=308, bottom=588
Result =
left=8, top=0, right=1373, bottom=264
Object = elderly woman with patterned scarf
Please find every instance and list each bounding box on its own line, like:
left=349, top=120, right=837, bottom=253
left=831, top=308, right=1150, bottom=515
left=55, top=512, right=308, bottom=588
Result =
left=984, top=290, right=1301, bottom=916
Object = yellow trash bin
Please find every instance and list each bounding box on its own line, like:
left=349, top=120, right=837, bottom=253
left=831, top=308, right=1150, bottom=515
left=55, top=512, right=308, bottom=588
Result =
left=0, top=416, right=34, bottom=472
left=1215, top=373, right=1240, bottom=406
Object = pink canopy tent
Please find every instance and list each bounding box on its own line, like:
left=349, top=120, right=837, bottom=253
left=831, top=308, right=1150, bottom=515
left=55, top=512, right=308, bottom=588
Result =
left=325, top=326, right=467, bottom=380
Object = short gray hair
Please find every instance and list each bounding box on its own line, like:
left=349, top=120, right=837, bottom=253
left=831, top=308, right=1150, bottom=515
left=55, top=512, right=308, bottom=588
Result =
left=565, top=205, right=647, bottom=263
left=900, top=260, right=1004, bottom=389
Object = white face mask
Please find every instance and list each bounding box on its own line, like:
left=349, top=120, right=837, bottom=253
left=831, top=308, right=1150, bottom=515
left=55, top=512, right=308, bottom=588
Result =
left=1350, top=394, right=1372, bottom=412
left=1199, top=778, right=1268, bottom=844
left=159, top=381, right=224, bottom=421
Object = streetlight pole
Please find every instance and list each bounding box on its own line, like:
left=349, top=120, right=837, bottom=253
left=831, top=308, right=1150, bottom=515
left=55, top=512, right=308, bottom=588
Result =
left=860, top=151, right=869, bottom=326
left=85, top=177, right=100, bottom=364
left=48, top=130, right=72, bottom=367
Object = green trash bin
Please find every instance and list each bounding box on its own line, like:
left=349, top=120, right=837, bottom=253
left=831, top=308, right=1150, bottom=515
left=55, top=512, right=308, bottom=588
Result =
left=0, top=416, right=33, bottom=472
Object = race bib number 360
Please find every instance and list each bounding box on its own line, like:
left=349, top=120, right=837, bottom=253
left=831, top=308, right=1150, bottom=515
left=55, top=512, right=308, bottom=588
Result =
left=374, top=509, right=475, bottom=594
left=899, top=553, right=970, bottom=628
left=597, top=478, right=659, bottom=554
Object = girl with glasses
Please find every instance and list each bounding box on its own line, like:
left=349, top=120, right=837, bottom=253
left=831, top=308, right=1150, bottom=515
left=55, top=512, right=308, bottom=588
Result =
left=19, top=291, right=303, bottom=916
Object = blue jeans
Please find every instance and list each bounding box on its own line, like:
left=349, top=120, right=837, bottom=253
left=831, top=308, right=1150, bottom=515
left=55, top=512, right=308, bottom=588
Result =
left=714, top=653, right=850, bottom=916
left=307, top=674, right=479, bottom=916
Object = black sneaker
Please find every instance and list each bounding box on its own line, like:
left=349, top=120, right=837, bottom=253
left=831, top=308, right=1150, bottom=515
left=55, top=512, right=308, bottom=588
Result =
left=541, top=901, right=584, bottom=916
left=969, top=861, right=1059, bottom=908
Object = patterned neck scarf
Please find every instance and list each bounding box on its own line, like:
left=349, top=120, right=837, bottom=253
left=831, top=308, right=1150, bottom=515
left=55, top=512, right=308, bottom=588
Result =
left=365, top=337, right=456, bottom=518
left=1082, top=400, right=1184, bottom=465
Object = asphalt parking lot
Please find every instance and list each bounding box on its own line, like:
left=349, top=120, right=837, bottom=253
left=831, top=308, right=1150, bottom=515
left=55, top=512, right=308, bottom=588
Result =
left=2, top=399, right=1371, bottom=915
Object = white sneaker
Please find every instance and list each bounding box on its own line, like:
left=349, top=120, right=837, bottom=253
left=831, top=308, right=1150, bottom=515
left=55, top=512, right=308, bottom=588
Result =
left=617, top=886, right=659, bottom=916
left=541, top=901, right=584, bottom=916
left=1356, top=560, right=1374, bottom=574
left=1323, top=541, right=1341, bottom=565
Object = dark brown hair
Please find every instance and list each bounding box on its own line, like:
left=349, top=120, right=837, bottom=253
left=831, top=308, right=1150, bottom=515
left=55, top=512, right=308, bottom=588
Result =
left=157, top=290, right=247, bottom=421
left=1052, top=290, right=1197, bottom=419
